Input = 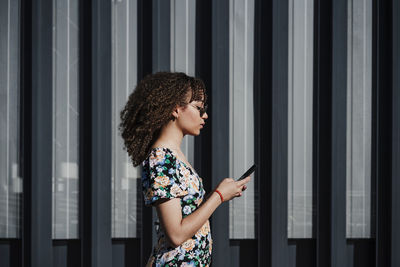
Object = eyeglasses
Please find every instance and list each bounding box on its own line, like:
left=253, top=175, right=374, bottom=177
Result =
left=190, top=104, right=208, bottom=117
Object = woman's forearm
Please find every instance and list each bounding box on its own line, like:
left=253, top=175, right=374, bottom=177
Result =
left=174, top=192, right=222, bottom=246
left=157, top=177, right=249, bottom=247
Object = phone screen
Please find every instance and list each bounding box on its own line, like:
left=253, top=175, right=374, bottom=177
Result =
left=236, top=164, right=257, bottom=181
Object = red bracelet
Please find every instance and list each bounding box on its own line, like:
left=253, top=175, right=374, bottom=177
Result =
left=215, top=190, right=224, bottom=203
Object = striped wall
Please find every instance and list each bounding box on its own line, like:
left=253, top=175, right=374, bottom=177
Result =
left=0, top=0, right=399, bottom=266
left=0, top=0, right=21, bottom=239
left=51, top=0, right=80, bottom=239
left=229, top=0, right=255, bottom=239
left=346, top=0, right=373, bottom=239
left=287, top=0, right=314, bottom=239
left=111, top=0, right=139, bottom=238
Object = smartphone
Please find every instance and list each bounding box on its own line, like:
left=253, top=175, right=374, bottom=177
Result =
left=236, top=164, right=257, bottom=181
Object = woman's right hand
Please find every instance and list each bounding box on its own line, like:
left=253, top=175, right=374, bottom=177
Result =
left=214, top=176, right=251, bottom=202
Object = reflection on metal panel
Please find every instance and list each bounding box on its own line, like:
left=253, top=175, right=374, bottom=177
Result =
left=52, top=0, right=80, bottom=239
left=229, top=0, right=255, bottom=239
left=287, top=0, right=314, bottom=238
left=0, top=0, right=21, bottom=238
left=346, top=0, right=372, bottom=238
left=170, top=0, right=196, bottom=166
left=111, top=0, right=140, bottom=238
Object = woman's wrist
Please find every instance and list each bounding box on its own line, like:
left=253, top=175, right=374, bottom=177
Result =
left=214, top=189, right=224, bottom=203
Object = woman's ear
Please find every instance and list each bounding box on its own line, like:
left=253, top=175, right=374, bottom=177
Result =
left=171, top=107, right=179, bottom=121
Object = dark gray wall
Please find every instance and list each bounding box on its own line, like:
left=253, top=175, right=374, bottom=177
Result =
left=0, top=0, right=399, bottom=267
left=392, top=1, right=400, bottom=266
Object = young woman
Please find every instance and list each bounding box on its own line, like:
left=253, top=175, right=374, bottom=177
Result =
left=120, top=72, right=251, bottom=266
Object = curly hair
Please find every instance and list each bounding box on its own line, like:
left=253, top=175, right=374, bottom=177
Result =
left=119, top=72, right=207, bottom=166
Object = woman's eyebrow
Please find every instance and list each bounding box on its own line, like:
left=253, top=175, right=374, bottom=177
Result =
left=191, top=101, right=203, bottom=106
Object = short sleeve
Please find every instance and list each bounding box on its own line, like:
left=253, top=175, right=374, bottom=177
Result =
left=142, top=148, right=188, bottom=206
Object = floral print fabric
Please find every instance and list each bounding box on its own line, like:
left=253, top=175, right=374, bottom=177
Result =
left=142, top=147, right=212, bottom=267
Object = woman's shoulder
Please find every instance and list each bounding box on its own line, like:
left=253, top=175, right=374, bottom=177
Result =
left=143, top=147, right=177, bottom=167
left=149, top=147, right=176, bottom=158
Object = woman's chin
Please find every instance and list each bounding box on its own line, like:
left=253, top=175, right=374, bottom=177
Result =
left=189, top=130, right=201, bottom=136
left=183, top=130, right=200, bottom=136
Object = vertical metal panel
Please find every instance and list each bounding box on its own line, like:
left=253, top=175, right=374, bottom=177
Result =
left=53, top=244, right=68, bottom=267
left=112, top=243, right=125, bottom=267
left=211, top=0, right=231, bottom=265
left=393, top=0, right=400, bottom=265
left=287, top=0, right=314, bottom=239
left=22, top=0, right=33, bottom=264
left=194, top=0, right=212, bottom=196
left=91, top=0, right=112, bottom=266
left=111, top=239, right=140, bottom=267
left=137, top=0, right=153, bottom=264
left=137, top=0, right=152, bottom=80
left=31, top=0, right=54, bottom=265
left=0, top=0, right=22, bottom=239
left=270, top=0, right=297, bottom=265
left=152, top=0, right=170, bottom=72
left=170, top=0, right=196, bottom=167
left=331, top=0, right=353, bottom=265
left=52, top=240, right=81, bottom=267
left=254, top=0, right=272, bottom=264
left=52, top=0, right=80, bottom=239
left=111, top=0, right=139, bottom=238
left=146, top=0, right=172, bottom=253
left=346, top=0, right=372, bottom=239
left=228, top=0, right=255, bottom=239
left=0, top=244, right=10, bottom=267
left=313, top=0, right=332, bottom=265
left=0, top=240, right=22, bottom=267
left=170, top=0, right=195, bottom=76
left=0, top=243, right=11, bottom=267
left=374, top=0, right=393, bottom=266
left=78, top=1, right=92, bottom=265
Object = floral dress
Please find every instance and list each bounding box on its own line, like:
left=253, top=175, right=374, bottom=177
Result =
left=142, top=147, right=213, bottom=267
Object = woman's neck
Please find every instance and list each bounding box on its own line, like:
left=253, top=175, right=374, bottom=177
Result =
left=152, top=122, right=184, bottom=151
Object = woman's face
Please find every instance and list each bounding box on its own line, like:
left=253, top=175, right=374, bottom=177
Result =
left=176, top=100, right=208, bottom=136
